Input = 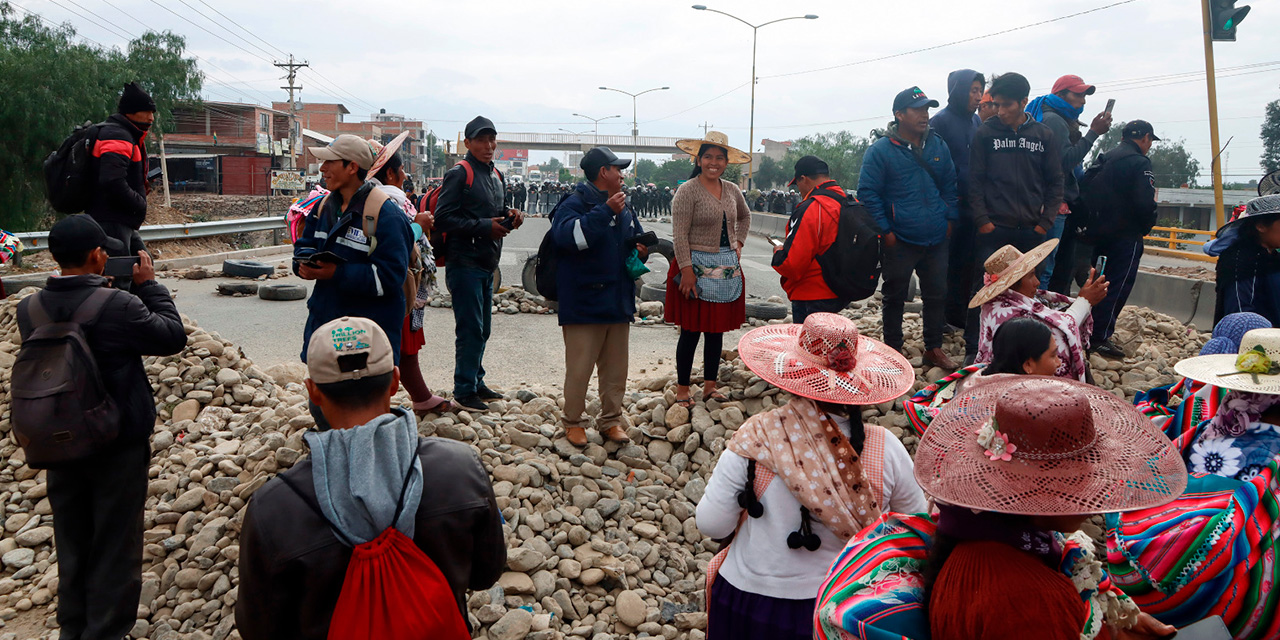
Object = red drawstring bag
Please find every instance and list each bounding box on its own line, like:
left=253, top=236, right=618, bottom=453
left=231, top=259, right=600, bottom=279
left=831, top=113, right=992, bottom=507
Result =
left=279, top=462, right=469, bottom=640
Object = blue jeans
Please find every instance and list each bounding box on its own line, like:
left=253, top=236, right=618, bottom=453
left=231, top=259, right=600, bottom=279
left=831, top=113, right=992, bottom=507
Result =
left=446, top=266, right=493, bottom=397
left=791, top=298, right=850, bottom=324
left=1038, top=213, right=1068, bottom=281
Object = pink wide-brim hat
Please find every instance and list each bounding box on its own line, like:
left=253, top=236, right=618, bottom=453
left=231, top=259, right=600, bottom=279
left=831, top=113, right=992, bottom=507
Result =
left=914, top=376, right=1187, bottom=516
left=737, top=312, right=915, bottom=405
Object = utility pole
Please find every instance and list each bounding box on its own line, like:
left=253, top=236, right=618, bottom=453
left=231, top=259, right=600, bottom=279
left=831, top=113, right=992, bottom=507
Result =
left=275, top=54, right=309, bottom=173
left=1200, top=0, right=1226, bottom=228
left=701, top=121, right=715, bottom=136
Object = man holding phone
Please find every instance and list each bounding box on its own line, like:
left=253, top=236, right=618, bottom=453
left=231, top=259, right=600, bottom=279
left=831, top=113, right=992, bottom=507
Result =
left=434, top=116, right=524, bottom=412
left=1027, top=74, right=1113, bottom=291
left=550, top=146, right=646, bottom=446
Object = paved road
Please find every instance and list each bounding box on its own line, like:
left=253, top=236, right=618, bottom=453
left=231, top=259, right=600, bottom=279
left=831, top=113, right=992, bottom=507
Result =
left=164, top=216, right=781, bottom=393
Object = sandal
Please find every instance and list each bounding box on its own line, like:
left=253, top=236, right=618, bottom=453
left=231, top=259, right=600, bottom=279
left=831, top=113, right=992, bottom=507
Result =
left=413, top=395, right=454, bottom=416
left=705, top=390, right=731, bottom=403
left=674, top=396, right=696, bottom=409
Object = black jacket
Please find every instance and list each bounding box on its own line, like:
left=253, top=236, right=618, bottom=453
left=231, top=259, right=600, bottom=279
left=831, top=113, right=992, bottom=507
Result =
left=1085, top=140, right=1158, bottom=240
left=434, top=153, right=506, bottom=271
left=1041, top=107, right=1099, bottom=204
left=87, top=113, right=149, bottom=229
left=969, top=114, right=1064, bottom=231
left=235, top=436, right=506, bottom=640
left=17, top=275, right=186, bottom=442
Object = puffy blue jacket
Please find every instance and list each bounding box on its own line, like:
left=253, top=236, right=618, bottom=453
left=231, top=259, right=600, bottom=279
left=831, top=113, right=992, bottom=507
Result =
left=551, top=181, right=644, bottom=326
left=857, top=127, right=959, bottom=247
left=293, top=182, right=412, bottom=364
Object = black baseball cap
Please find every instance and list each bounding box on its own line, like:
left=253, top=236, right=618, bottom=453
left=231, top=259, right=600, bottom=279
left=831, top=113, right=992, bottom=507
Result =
left=892, top=86, right=940, bottom=114
left=580, top=146, right=631, bottom=176
left=464, top=116, right=497, bottom=139
left=788, top=155, right=831, bottom=186
left=1122, top=120, right=1161, bottom=141
left=48, top=214, right=124, bottom=255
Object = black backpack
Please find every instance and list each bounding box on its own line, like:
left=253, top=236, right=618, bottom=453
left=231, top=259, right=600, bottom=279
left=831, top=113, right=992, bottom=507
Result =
left=809, top=187, right=884, bottom=302
left=533, top=192, right=576, bottom=301
left=1076, top=152, right=1114, bottom=241
left=44, top=121, right=103, bottom=214
left=12, top=288, right=121, bottom=468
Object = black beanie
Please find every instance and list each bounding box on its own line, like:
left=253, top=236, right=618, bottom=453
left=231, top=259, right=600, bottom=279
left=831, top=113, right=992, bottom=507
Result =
left=118, top=82, right=156, bottom=114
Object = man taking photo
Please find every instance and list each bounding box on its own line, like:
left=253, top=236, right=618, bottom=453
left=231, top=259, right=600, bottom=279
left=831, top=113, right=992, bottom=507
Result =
left=551, top=146, right=646, bottom=446
left=17, top=214, right=185, bottom=640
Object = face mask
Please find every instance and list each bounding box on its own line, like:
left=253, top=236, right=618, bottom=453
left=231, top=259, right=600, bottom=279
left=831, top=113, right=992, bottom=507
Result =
left=132, top=120, right=153, bottom=132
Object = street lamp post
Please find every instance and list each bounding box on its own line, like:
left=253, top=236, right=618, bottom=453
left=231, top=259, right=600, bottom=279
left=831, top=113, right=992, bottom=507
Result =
left=572, top=113, right=621, bottom=145
left=599, top=86, right=670, bottom=182
left=692, top=5, right=817, bottom=190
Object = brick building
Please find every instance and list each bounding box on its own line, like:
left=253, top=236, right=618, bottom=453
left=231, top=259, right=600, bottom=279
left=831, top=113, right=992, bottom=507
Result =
left=164, top=101, right=292, bottom=195
left=282, top=103, right=430, bottom=185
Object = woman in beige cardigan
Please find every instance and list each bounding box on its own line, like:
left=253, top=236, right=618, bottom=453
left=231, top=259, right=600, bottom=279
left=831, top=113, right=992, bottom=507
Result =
left=664, top=132, right=752, bottom=407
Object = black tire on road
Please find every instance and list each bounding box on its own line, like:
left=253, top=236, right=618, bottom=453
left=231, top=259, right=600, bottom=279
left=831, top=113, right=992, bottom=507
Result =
left=746, top=300, right=788, bottom=320
left=639, top=283, right=666, bottom=303
left=216, top=282, right=258, bottom=296
left=223, top=259, right=275, bottom=278
left=522, top=256, right=540, bottom=296
left=258, top=283, right=307, bottom=301
left=650, top=238, right=675, bottom=263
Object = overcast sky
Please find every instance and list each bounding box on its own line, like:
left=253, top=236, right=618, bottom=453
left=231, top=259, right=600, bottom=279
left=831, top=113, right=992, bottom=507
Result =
left=20, top=0, right=1279, bottom=181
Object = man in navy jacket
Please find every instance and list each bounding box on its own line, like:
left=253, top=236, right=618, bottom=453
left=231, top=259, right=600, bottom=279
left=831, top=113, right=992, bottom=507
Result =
left=931, top=69, right=984, bottom=330
left=551, top=147, right=646, bottom=446
left=859, top=87, right=960, bottom=370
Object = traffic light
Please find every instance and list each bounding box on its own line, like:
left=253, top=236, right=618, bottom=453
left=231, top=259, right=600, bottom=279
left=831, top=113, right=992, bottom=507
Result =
left=1210, top=0, right=1250, bottom=41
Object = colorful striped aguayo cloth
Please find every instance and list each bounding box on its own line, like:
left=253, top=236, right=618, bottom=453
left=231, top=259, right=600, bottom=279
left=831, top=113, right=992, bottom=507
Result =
left=1105, top=460, right=1280, bottom=639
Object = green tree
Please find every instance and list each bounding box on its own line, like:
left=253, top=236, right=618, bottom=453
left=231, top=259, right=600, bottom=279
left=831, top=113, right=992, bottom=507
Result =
left=723, top=164, right=742, bottom=185
left=651, top=158, right=694, bottom=189
left=544, top=157, right=564, bottom=173
left=0, top=4, right=202, bottom=230
left=634, top=158, right=657, bottom=183
left=753, top=155, right=786, bottom=189
left=558, top=168, right=571, bottom=182
left=1090, top=123, right=1201, bottom=188
left=781, top=130, right=873, bottom=189
left=1262, top=99, right=1280, bottom=174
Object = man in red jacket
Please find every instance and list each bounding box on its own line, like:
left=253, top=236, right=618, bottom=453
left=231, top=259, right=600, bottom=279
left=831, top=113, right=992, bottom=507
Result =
left=771, top=156, right=848, bottom=323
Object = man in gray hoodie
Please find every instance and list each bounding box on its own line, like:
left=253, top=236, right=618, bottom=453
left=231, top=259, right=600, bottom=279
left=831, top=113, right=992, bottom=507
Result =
left=236, top=317, right=505, bottom=640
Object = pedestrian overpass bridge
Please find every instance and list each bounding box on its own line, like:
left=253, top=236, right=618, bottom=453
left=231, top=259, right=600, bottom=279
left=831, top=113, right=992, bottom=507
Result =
left=496, top=132, right=685, bottom=155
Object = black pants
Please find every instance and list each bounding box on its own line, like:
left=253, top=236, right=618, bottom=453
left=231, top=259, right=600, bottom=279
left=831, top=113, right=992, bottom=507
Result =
left=1090, top=238, right=1144, bottom=344
left=964, top=226, right=1048, bottom=357
left=881, top=239, right=949, bottom=351
left=676, top=330, right=723, bottom=387
left=791, top=298, right=850, bottom=324
left=48, top=439, right=150, bottom=640
left=944, top=211, right=976, bottom=328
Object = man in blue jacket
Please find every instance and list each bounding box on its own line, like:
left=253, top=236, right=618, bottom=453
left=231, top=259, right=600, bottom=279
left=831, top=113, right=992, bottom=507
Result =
left=552, top=147, right=647, bottom=446
left=294, top=134, right=412, bottom=427
left=931, top=69, right=985, bottom=331
left=859, top=87, right=960, bottom=370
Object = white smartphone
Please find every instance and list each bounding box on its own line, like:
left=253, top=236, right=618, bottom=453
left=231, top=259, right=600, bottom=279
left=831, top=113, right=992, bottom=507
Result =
left=767, top=236, right=783, bottom=247
left=1104, top=98, right=1116, bottom=114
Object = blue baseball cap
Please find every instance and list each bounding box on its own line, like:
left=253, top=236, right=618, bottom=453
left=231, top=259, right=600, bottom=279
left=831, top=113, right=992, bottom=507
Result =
left=892, top=86, right=939, bottom=114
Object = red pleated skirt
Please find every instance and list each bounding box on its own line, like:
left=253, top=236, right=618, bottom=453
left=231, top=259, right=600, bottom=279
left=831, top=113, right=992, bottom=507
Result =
left=664, top=258, right=746, bottom=334
left=401, top=314, right=425, bottom=356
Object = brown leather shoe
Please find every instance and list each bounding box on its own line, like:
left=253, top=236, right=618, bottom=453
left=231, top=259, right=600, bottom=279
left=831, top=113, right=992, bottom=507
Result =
left=565, top=426, right=588, bottom=447
left=603, top=424, right=631, bottom=443
left=923, top=348, right=958, bottom=371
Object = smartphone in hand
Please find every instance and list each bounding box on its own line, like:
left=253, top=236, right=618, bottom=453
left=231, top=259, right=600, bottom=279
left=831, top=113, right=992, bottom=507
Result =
left=104, top=256, right=140, bottom=278
left=1096, top=255, right=1108, bottom=274
left=1104, top=98, right=1116, bottom=114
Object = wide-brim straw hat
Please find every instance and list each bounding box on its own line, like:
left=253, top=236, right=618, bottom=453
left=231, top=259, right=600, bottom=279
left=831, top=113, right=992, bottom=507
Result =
left=737, top=312, right=915, bottom=405
left=914, top=376, right=1186, bottom=516
left=675, top=130, right=751, bottom=165
left=967, top=239, right=1060, bottom=308
left=1175, top=328, right=1280, bottom=394
left=367, top=130, right=411, bottom=178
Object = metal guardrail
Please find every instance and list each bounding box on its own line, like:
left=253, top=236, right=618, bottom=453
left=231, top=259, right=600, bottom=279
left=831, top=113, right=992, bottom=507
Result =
left=15, top=216, right=287, bottom=253
left=1143, top=226, right=1217, bottom=263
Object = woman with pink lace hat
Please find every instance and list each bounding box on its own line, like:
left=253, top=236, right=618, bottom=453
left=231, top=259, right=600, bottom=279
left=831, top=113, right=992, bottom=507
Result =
left=695, top=312, right=927, bottom=640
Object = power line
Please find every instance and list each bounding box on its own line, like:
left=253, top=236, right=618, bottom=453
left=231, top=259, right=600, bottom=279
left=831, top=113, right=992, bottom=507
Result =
left=195, top=0, right=289, bottom=59
left=143, top=0, right=273, bottom=65
left=47, top=0, right=131, bottom=39
left=642, top=82, right=750, bottom=125
left=172, top=0, right=280, bottom=62
left=761, top=0, right=1142, bottom=81
left=7, top=2, right=107, bottom=47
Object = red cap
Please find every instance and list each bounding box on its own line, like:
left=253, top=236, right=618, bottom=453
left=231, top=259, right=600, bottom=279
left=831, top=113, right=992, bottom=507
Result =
left=1051, top=74, right=1096, bottom=96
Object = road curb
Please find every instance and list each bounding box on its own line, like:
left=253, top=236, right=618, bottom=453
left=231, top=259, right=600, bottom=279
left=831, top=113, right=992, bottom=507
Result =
left=3, top=244, right=294, bottom=292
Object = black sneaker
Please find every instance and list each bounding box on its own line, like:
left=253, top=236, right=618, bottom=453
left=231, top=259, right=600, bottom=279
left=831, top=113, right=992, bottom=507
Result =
left=454, top=395, right=489, bottom=412
left=1092, top=340, right=1125, bottom=359
left=476, top=387, right=504, bottom=401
